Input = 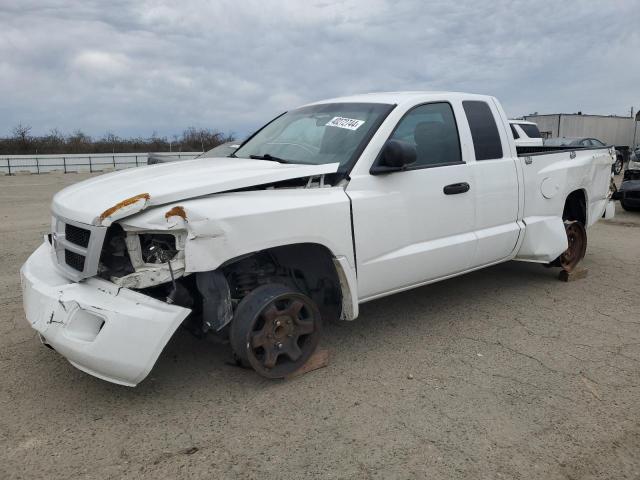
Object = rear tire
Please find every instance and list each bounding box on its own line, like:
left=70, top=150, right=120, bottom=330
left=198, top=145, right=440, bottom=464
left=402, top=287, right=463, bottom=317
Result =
left=558, top=220, right=587, bottom=272
left=230, top=284, right=322, bottom=379
left=613, top=157, right=623, bottom=175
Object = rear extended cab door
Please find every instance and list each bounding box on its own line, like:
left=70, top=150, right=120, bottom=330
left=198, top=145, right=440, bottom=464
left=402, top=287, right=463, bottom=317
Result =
left=461, top=96, right=523, bottom=268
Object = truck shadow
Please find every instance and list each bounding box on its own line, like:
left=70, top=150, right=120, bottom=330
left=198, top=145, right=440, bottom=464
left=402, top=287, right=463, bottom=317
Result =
left=59, top=259, right=561, bottom=399
left=148, top=259, right=560, bottom=388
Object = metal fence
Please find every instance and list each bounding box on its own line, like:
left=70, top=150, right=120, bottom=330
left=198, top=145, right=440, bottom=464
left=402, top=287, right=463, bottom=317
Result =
left=0, top=152, right=202, bottom=175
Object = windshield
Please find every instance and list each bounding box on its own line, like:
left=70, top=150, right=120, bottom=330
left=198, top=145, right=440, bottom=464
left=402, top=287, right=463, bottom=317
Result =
left=234, top=102, right=393, bottom=169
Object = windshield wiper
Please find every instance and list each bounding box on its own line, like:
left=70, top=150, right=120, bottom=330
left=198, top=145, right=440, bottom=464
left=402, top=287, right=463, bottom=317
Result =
left=249, top=154, right=290, bottom=164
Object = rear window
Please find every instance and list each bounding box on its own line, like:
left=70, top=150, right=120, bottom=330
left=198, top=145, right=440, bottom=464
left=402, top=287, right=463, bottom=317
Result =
left=463, top=101, right=503, bottom=160
left=518, top=123, right=541, bottom=138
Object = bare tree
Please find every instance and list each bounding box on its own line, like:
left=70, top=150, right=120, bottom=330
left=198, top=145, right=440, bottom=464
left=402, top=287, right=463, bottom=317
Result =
left=0, top=125, right=233, bottom=155
left=103, top=132, right=119, bottom=153
left=12, top=123, right=32, bottom=143
left=48, top=128, right=64, bottom=142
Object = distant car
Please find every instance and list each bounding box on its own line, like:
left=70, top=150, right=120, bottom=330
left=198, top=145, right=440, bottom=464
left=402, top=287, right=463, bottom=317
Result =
left=616, top=173, right=640, bottom=211
left=615, top=152, right=640, bottom=211
left=544, top=136, right=608, bottom=148
left=509, top=120, right=543, bottom=147
left=199, top=141, right=242, bottom=158
left=148, top=141, right=241, bottom=165
left=544, top=137, right=623, bottom=174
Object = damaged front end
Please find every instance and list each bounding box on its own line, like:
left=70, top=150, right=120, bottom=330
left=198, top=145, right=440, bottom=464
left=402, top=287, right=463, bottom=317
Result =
left=20, top=241, right=191, bottom=386
left=96, top=220, right=234, bottom=334
left=26, top=157, right=354, bottom=386
left=25, top=206, right=224, bottom=386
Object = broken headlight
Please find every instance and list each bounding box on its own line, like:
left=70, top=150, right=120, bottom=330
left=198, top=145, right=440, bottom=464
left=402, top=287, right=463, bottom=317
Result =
left=99, top=227, right=187, bottom=289
left=140, top=233, right=179, bottom=264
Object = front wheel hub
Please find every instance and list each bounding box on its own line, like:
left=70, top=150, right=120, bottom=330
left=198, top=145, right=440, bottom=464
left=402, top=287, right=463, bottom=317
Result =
left=230, top=284, right=322, bottom=379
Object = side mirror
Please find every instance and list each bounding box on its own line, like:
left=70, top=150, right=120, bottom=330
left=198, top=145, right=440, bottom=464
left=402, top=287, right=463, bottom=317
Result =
left=370, top=140, right=417, bottom=174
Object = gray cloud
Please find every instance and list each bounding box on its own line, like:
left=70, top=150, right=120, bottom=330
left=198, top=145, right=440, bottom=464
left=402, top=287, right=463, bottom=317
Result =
left=1, top=0, right=638, bottom=138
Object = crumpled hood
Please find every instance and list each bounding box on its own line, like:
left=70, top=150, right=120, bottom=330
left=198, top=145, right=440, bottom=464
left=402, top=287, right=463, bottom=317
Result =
left=51, top=157, right=340, bottom=225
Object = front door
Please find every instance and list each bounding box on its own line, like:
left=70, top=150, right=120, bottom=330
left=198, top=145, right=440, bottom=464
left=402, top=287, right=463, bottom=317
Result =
left=346, top=102, right=476, bottom=301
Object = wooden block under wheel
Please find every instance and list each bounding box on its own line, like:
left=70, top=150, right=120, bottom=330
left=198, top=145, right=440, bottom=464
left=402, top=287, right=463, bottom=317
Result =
left=559, top=267, right=588, bottom=282
left=286, top=348, right=330, bottom=379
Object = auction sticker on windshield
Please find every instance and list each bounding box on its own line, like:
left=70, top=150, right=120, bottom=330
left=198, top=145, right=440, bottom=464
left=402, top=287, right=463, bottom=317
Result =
left=326, top=117, right=365, bottom=130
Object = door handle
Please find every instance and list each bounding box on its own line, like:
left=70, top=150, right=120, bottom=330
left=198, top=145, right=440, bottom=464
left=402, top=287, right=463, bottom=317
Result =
left=443, top=182, right=470, bottom=195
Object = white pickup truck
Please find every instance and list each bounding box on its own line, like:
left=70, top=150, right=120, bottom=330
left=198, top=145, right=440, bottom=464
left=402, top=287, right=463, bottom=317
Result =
left=21, top=92, right=615, bottom=386
left=509, top=120, right=543, bottom=147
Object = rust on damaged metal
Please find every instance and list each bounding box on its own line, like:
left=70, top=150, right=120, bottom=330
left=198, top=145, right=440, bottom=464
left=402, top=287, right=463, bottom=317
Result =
left=99, top=193, right=151, bottom=222
left=164, top=205, right=187, bottom=220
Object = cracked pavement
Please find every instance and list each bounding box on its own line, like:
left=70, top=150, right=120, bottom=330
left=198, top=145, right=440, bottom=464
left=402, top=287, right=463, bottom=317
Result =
left=1, top=172, right=639, bottom=479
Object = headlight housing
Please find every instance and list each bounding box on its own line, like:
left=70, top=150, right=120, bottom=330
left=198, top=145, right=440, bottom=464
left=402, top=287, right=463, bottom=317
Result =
left=140, top=233, right=179, bottom=264
left=98, top=226, right=187, bottom=289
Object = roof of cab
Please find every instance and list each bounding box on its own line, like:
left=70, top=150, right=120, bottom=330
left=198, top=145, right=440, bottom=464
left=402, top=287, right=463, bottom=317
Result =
left=304, top=91, right=486, bottom=108
left=509, top=119, right=538, bottom=125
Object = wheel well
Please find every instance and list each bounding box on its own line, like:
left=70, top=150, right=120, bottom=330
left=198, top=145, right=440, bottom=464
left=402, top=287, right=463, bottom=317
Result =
left=563, top=190, right=587, bottom=225
left=221, top=243, right=343, bottom=323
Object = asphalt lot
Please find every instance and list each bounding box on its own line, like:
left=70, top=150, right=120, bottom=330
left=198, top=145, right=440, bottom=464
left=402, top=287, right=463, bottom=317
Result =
left=1, top=171, right=639, bottom=479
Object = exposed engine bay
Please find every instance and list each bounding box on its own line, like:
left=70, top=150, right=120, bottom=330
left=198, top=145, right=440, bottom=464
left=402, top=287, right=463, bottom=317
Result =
left=97, top=226, right=342, bottom=337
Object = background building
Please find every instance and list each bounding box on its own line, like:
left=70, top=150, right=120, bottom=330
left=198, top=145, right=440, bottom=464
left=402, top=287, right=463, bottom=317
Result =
left=524, top=112, right=639, bottom=157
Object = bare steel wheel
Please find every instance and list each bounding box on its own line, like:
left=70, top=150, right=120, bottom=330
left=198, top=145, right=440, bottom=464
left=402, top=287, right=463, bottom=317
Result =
left=230, top=284, right=322, bottom=379
left=559, top=220, right=587, bottom=272
left=613, top=157, right=623, bottom=175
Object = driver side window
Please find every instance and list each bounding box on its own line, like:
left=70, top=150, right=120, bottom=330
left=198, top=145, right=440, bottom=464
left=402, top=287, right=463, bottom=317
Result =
left=390, top=102, right=462, bottom=167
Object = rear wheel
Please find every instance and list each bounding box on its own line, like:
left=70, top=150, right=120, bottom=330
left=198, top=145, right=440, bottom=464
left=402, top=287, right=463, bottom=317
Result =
left=558, top=220, right=587, bottom=272
left=230, top=284, right=322, bottom=378
left=613, top=157, right=623, bottom=175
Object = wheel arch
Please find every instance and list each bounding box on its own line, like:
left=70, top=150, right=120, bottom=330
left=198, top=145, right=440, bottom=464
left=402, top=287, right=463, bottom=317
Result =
left=563, top=188, right=588, bottom=225
left=220, top=242, right=358, bottom=322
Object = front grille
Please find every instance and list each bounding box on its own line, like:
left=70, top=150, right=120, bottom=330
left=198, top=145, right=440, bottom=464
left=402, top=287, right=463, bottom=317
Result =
left=51, top=215, right=107, bottom=280
left=65, top=249, right=86, bottom=272
left=626, top=190, right=640, bottom=199
left=65, top=223, right=91, bottom=247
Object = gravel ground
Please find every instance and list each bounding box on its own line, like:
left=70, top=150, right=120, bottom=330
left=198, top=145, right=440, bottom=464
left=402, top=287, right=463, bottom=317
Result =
left=1, top=171, right=639, bottom=480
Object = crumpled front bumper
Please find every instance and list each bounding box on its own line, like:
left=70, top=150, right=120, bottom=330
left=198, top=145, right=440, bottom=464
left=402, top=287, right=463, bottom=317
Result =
left=20, top=242, right=191, bottom=386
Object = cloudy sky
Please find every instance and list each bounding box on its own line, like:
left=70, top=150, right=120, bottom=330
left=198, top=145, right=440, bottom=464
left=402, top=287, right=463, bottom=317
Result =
left=1, top=0, right=638, bottom=139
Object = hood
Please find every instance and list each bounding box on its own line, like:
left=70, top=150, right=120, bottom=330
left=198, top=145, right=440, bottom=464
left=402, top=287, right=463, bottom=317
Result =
left=51, top=157, right=340, bottom=226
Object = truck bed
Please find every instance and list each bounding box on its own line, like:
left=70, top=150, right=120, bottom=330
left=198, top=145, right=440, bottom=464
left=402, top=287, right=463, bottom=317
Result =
left=517, top=144, right=612, bottom=231
left=516, top=145, right=613, bottom=156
